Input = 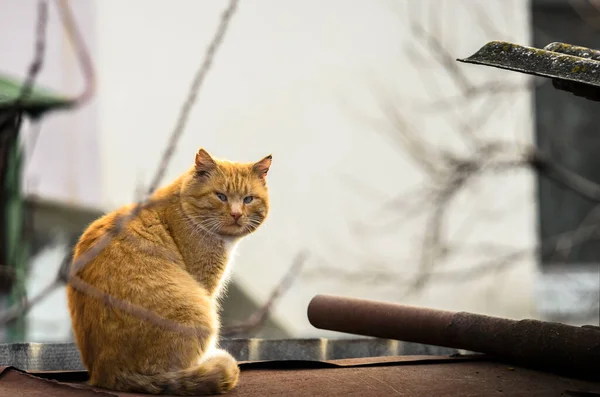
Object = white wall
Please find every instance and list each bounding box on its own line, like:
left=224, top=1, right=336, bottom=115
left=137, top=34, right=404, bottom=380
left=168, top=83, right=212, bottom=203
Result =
left=94, top=0, right=536, bottom=337
left=2, top=0, right=537, bottom=339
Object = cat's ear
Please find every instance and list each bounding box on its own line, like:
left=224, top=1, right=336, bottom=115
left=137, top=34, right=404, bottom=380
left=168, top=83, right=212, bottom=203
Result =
left=195, top=148, right=217, bottom=178
left=252, top=154, right=272, bottom=181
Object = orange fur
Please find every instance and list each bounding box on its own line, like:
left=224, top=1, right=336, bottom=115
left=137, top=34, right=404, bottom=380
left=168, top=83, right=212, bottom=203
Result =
left=66, top=148, right=272, bottom=395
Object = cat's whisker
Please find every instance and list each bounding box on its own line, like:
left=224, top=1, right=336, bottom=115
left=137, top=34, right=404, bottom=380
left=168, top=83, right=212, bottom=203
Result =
left=181, top=210, right=223, bottom=239
left=183, top=215, right=219, bottom=241
left=207, top=220, right=223, bottom=236
left=199, top=218, right=221, bottom=230
left=246, top=219, right=261, bottom=228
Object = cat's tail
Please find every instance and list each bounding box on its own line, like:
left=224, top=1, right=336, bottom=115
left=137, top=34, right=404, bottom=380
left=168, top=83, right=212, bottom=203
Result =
left=112, top=351, right=240, bottom=395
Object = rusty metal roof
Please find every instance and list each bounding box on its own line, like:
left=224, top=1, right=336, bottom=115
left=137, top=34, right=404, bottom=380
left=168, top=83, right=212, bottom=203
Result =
left=2, top=355, right=599, bottom=397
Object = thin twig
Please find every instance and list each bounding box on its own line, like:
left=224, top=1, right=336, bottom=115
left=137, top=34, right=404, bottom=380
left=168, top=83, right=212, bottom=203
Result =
left=529, top=149, right=600, bottom=203
left=304, top=222, right=600, bottom=287
left=68, top=275, right=210, bottom=338
left=569, top=0, right=600, bottom=31
left=68, top=196, right=177, bottom=277
left=54, top=0, right=96, bottom=105
left=551, top=204, right=600, bottom=262
left=17, top=1, right=48, bottom=103
left=221, top=251, right=309, bottom=337
left=0, top=0, right=48, bottom=130
left=364, top=2, right=600, bottom=298
left=0, top=242, right=72, bottom=325
left=0, top=0, right=241, bottom=330
left=65, top=0, right=240, bottom=333
left=0, top=279, right=63, bottom=325
left=69, top=0, right=239, bottom=276
left=145, top=0, right=239, bottom=197
left=411, top=21, right=472, bottom=95
left=419, top=79, right=538, bottom=111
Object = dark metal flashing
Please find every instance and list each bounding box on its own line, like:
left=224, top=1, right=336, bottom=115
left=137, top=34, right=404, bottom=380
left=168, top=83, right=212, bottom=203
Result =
left=0, top=338, right=459, bottom=372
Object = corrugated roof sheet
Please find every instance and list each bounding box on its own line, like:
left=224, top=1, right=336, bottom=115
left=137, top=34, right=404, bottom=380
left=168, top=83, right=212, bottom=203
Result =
left=0, top=339, right=459, bottom=371
left=2, top=355, right=599, bottom=397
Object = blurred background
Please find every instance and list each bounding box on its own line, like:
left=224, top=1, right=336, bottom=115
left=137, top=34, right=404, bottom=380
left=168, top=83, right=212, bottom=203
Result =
left=0, top=0, right=598, bottom=344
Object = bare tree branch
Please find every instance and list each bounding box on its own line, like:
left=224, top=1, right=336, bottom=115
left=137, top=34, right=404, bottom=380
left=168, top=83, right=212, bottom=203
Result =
left=410, top=21, right=472, bottom=95
left=221, top=251, right=309, bottom=337
left=68, top=275, right=209, bottom=338
left=68, top=196, right=177, bottom=278
left=0, top=279, right=62, bottom=326
left=330, top=2, right=600, bottom=316
left=568, top=0, right=600, bottom=30
left=529, top=149, right=600, bottom=202
left=54, top=0, right=96, bottom=105
left=145, top=0, right=239, bottom=198
left=0, top=0, right=242, bottom=334
left=65, top=0, right=241, bottom=334
left=419, top=79, right=539, bottom=111
left=304, top=222, right=600, bottom=288
left=0, top=0, right=47, bottom=130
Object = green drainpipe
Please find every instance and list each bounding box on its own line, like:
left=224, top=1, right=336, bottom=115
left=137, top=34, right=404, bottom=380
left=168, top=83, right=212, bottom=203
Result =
left=0, top=74, right=76, bottom=342
left=0, top=114, right=29, bottom=341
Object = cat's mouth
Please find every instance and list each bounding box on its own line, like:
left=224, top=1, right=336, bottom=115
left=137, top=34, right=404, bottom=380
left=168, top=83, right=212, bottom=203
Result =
left=219, top=221, right=248, bottom=236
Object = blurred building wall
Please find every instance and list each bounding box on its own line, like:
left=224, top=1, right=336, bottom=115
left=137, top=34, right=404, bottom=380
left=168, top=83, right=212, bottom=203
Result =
left=2, top=0, right=540, bottom=340
left=93, top=0, right=536, bottom=337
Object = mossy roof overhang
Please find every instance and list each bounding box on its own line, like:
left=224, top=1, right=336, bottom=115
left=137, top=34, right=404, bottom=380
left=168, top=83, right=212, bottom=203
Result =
left=458, top=41, right=600, bottom=102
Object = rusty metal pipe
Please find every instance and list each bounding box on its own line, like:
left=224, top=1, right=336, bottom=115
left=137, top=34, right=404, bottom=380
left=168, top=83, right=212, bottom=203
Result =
left=307, top=294, right=600, bottom=380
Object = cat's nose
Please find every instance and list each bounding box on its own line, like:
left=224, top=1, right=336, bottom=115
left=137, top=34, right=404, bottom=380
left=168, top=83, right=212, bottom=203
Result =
left=231, top=212, right=242, bottom=221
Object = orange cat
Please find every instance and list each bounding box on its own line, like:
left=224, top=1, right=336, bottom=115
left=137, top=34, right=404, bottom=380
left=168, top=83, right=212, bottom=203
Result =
left=66, top=148, right=272, bottom=395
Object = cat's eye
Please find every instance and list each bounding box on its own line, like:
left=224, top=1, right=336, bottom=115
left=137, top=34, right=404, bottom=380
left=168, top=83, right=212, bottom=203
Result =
left=216, top=192, right=228, bottom=202
left=243, top=196, right=254, bottom=204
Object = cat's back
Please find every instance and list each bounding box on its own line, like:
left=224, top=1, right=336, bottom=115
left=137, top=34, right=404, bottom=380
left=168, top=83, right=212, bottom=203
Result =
left=68, top=203, right=184, bottom=305
left=65, top=203, right=214, bottom=382
left=74, top=208, right=120, bottom=258
left=75, top=204, right=138, bottom=257
left=75, top=204, right=173, bottom=264
left=66, top=201, right=200, bottom=325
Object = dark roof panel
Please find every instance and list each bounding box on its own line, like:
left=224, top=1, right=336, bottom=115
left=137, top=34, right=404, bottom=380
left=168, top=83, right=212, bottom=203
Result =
left=2, top=355, right=599, bottom=397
